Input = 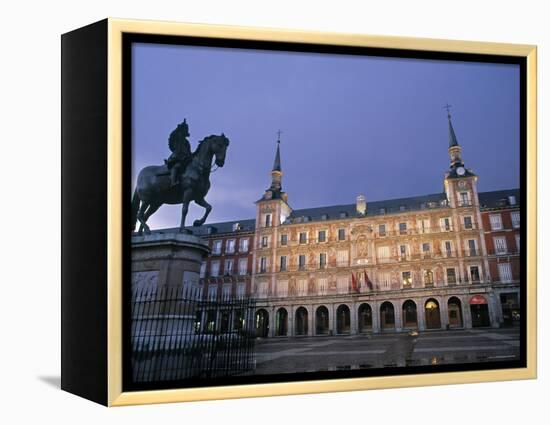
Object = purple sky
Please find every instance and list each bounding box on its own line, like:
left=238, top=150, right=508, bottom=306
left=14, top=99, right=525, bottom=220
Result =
left=132, top=42, right=519, bottom=230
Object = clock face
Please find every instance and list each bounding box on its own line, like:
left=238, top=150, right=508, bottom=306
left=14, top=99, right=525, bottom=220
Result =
left=457, top=167, right=466, bottom=176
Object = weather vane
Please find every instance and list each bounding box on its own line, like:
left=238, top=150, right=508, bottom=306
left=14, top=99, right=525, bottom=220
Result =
left=276, top=129, right=282, bottom=143
left=443, top=103, right=452, bottom=118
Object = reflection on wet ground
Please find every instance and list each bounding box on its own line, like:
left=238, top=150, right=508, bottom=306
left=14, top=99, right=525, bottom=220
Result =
left=253, top=328, right=520, bottom=375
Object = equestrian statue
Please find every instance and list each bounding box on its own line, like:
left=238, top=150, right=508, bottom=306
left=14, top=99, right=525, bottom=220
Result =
left=131, top=119, right=230, bottom=234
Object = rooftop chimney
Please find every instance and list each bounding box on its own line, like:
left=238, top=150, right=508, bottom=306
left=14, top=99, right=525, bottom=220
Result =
left=356, top=194, right=366, bottom=215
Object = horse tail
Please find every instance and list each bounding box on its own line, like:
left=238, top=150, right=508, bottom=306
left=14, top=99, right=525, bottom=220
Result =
left=131, top=188, right=140, bottom=231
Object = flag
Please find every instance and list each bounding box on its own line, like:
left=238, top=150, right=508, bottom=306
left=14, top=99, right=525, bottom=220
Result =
left=351, top=272, right=359, bottom=293
left=364, top=269, right=374, bottom=290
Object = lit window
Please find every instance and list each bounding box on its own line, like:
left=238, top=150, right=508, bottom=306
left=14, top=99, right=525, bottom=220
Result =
left=446, top=268, right=456, bottom=284
left=402, top=271, right=412, bottom=288
left=424, top=269, right=434, bottom=286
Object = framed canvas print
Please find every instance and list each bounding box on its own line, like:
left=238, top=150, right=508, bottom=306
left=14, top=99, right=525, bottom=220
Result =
left=61, top=18, right=537, bottom=406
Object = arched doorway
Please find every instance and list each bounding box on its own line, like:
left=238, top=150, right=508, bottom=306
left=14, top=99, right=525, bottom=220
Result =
left=380, top=302, right=395, bottom=330
left=470, top=295, right=491, bottom=327
left=295, top=307, right=309, bottom=336
left=336, top=305, right=351, bottom=334
left=358, top=303, right=372, bottom=333
left=425, top=298, right=441, bottom=329
left=255, top=309, right=269, bottom=337
left=315, top=306, right=330, bottom=335
left=448, top=297, right=463, bottom=328
left=275, top=308, right=288, bottom=336
left=402, top=300, right=418, bottom=328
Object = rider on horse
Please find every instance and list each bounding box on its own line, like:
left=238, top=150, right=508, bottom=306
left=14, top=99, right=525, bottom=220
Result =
left=165, top=119, right=192, bottom=186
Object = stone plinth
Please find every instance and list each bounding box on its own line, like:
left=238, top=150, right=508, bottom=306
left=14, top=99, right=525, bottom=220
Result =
left=131, top=232, right=210, bottom=291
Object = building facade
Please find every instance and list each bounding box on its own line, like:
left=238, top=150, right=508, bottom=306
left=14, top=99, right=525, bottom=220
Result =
left=180, top=114, right=521, bottom=337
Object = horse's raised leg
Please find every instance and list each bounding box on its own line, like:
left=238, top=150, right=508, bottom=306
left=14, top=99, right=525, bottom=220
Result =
left=193, top=197, right=212, bottom=227
left=179, top=189, right=193, bottom=233
left=137, top=201, right=150, bottom=235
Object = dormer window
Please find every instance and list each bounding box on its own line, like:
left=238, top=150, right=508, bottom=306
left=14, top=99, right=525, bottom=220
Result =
left=339, top=211, right=348, bottom=218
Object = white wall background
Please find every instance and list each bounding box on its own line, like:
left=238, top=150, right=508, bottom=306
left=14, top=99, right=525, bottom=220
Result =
left=0, top=0, right=547, bottom=422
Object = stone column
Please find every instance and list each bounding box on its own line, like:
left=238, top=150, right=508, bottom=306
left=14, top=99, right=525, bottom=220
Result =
left=417, top=298, right=426, bottom=331
left=308, top=305, right=314, bottom=336
left=350, top=302, right=357, bottom=334
left=289, top=305, right=295, bottom=337
left=329, top=303, right=336, bottom=335
left=372, top=300, right=380, bottom=333
left=488, top=292, right=500, bottom=328
left=462, top=295, right=473, bottom=328
left=394, top=300, right=403, bottom=332
left=440, top=297, right=449, bottom=329
left=270, top=306, right=276, bottom=337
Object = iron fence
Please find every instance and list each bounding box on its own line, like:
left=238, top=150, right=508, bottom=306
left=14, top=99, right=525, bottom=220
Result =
left=131, top=284, right=257, bottom=383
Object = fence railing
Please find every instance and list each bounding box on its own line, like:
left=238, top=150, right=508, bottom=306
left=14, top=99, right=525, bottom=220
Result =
left=130, top=285, right=257, bottom=384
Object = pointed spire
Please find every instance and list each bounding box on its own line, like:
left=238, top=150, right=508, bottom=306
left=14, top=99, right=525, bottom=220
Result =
left=444, top=103, right=459, bottom=148
left=272, top=131, right=282, bottom=172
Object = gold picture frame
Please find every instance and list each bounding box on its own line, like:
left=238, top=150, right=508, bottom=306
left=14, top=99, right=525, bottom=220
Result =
left=61, top=17, right=537, bottom=407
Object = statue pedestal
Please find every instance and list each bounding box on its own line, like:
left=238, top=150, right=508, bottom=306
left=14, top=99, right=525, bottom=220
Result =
left=130, top=233, right=210, bottom=380
left=131, top=232, right=210, bottom=291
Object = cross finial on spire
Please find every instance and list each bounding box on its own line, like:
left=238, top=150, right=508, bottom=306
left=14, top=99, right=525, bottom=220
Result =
left=276, top=129, right=282, bottom=143
left=443, top=103, right=452, bottom=119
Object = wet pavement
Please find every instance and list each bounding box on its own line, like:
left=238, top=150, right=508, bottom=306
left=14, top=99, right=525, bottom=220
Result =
left=253, top=327, right=520, bottom=375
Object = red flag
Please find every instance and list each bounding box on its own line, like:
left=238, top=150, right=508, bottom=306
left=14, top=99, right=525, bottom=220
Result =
left=364, top=269, right=373, bottom=290
left=351, top=272, right=358, bottom=293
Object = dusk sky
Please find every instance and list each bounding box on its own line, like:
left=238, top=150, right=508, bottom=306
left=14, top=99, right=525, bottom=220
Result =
left=131, top=42, right=519, bottom=230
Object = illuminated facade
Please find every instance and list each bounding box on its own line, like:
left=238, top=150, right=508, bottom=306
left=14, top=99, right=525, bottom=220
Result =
left=193, top=115, right=520, bottom=336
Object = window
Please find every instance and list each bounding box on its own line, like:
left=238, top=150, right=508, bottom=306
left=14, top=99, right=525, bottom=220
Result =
left=399, top=222, right=407, bottom=235
left=498, top=263, right=513, bottom=282
left=511, top=211, right=520, bottom=228
left=337, top=276, right=349, bottom=294
left=469, top=266, right=481, bottom=283
left=261, top=236, right=269, bottom=248
left=463, top=216, right=473, bottom=229
left=493, top=236, right=508, bottom=255
left=299, top=232, right=307, bottom=244
left=446, top=268, right=457, bottom=284
left=258, top=281, right=268, bottom=298
left=377, top=246, right=390, bottom=262
left=318, top=277, right=328, bottom=295
left=515, top=234, right=520, bottom=253
left=338, top=228, right=346, bottom=241
left=399, top=244, right=408, bottom=260
left=226, top=239, right=235, bottom=254
left=467, top=239, right=477, bottom=256
left=444, top=241, right=453, bottom=257
left=337, top=250, right=348, bottom=266
left=490, top=214, right=503, bottom=230
left=264, top=214, right=272, bottom=227
left=419, top=218, right=430, bottom=233
left=379, top=224, right=387, bottom=236
left=279, top=256, right=287, bottom=272
left=212, top=240, right=222, bottom=255
left=210, top=261, right=220, bottom=277
left=379, top=207, right=386, bottom=214
left=442, top=217, right=452, bottom=231
left=459, top=192, right=470, bottom=206
left=379, top=272, right=391, bottom=290
left=277, top=280, right=288, bottom=297
left=402, top=271, right=412, bottom=288
left=319, top=253, right=327, bottom=269
left=224, top=259, right=233, bottom=275
left=236, top=283, right=246, bottom=298
left=239, top=238, right=249, bottom=252
left=400, top=205, right=407, bottom=211
left=222, top=284, right=232, bottom=298
left=259, top=257, right=267, bottom=274
left=339, top=211, right=348, bottom=218
left=208, top=285, right=218, bottom=300
left=424, top=269, right=434, bottom=286
left=280, top=234, right=288, bottom=246
left=422, top=242, right=431, bottom=258
left=200, top=261, right=206, bottom=278
left=238, top=258, right=248, bottom=275
left=318, top=230, right=326, bottom=243
left=297, top=278, right=308, bottom=296
left=298, top=254, right=306, bottom=270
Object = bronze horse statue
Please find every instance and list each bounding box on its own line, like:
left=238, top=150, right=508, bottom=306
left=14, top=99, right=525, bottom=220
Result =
left=131, top=133, right=230, bottom=234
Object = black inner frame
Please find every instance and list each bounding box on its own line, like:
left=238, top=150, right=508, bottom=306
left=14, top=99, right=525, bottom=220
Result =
left=122, top=32, right=528, bottom=392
